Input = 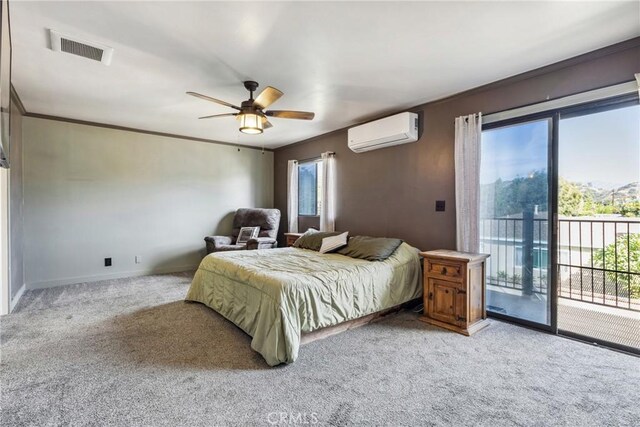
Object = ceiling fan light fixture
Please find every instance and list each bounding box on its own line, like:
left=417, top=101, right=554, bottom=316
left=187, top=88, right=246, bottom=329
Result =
left=187, top=82, right=315, bottom=134
left=238, top=113, right=264, bottom=134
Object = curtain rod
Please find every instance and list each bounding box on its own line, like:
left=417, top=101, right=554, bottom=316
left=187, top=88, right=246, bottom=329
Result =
left=454, top=112, right=482, bottom=123
left=294, top=151, right=336, bottom=163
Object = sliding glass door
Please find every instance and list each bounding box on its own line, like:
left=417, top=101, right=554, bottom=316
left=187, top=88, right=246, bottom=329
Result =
left=479, top=93, right=639, bottom=349
left=557, top=102, right=640, bottom=352
left=480, top=118, right=552, bottom=327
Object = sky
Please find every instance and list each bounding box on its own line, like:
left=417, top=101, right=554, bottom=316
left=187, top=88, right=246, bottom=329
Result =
left=480, top=104, right=640, bottom=188
left=480, top=119, right=548, bottom=184
left=559, top=104, right=639, bottom=188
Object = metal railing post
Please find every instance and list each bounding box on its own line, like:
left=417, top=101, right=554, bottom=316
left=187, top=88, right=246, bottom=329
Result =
left=523, top=207, right=535, bottom=296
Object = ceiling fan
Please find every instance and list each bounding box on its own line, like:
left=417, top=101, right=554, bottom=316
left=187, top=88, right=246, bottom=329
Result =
left=187, top=81, right=315, bottom=135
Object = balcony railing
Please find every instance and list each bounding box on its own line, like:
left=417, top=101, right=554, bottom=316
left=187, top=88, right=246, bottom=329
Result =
left=558, top=218, right=640, bottom=312
left=480, top=217, right=549, bottom=295
left=480, top=216, right=640, bottom=312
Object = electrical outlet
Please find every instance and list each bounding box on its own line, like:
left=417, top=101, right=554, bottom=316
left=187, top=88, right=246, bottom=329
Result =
left=104, top=257, right=112, bottom=267
left=435, top=200, right=446, bottom=212
left=135, top=256, right=142, bottom=264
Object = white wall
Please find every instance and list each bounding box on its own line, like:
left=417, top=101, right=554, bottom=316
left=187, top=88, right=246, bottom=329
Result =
left=0, top=167, right=8, bottom=313
left=22, top=117, right=273, bottom=289
left=9, top=93, right=25, bottom=306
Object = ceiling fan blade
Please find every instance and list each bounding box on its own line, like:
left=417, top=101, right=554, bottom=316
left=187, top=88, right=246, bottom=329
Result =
left=198, top=113, right=238, bottom=119
left=186, top=91, right=241, bottom=111
left=263, top=120, right=273, bottom=129
left=265, top=110, right=315, bottom=120
left=253, top=86, right=283, bottom=110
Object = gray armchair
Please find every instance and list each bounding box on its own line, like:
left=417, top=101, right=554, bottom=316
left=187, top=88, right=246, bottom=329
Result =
left=204, top=208, right=281, bottom=254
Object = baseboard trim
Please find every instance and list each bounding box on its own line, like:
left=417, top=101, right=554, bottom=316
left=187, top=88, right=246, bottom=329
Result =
left=25, top=264, right=198, bottom=290
left=9, top=284, right=25, bottom=312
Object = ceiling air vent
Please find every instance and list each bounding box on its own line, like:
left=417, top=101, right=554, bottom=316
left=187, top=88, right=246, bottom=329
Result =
left=49, top=29, right=114, bottom=65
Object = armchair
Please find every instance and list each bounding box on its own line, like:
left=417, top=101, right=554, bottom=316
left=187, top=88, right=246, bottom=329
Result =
left=204, top=208, right=281, bottom=254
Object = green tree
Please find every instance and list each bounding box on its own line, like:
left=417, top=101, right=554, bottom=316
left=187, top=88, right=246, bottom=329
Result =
left=494, top=171, right=549, bottom=217
left=592, top=233, right=640, bottom=299
left=595, top=203, right=618, bottom=215
left=620, top=201, right=640, bottom=218
left=559, top=178, right=596, bottom=217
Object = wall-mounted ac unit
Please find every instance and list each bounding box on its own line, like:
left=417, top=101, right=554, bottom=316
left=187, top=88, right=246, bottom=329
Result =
left=348, top=112, right=418, bottom=153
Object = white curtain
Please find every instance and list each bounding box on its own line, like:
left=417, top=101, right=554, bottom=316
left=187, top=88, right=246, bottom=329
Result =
left=287, top=160, right=299, bottom=233
left=454, top=113, right=482, bottom=253
left=319, top=152, right=336, bottom=232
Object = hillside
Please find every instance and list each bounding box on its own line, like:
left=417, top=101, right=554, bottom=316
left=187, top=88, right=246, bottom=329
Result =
left=576, top=181, right=639, bottom=204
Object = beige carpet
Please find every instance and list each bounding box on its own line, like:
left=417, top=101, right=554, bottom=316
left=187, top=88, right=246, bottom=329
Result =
left=1, top=272, right=638, bottom=426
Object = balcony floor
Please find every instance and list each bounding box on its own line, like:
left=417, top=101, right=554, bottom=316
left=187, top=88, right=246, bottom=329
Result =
left=487, top=287, right=639, bottom=351
left=558, top=298, right=640, bottom=350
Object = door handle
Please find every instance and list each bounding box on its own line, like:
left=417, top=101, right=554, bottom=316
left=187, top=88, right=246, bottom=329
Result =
left=428, top=292, right=433, bottom=300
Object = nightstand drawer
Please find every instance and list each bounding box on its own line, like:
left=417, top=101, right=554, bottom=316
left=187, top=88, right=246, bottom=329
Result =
left=426, top=259, right=463, bottom=281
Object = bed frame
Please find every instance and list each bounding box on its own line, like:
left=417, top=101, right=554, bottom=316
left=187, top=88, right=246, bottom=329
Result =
left=300, top=299, right=420, bottom=345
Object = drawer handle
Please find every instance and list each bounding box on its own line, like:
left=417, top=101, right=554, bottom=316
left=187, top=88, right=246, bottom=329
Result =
left=442, top=267, right=448, bottom=275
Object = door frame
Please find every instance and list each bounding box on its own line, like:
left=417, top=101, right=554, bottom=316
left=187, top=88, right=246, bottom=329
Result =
left=481, top=92, right=639, bottom=338
left=554, top=96, right=640, bottom=355
left=0, top=166, right=9, bottom=315
left=482, top=113, right=557, bottom=333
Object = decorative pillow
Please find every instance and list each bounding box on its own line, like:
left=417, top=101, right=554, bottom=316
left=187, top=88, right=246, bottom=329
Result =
left=236, top=226, right=260, bottom=245
left=337, top=236, right=403, bottom=261
left=296, top=228, right=318, bottom=241
left=293, top=230, right=343, bottom=251
left=319, top=232, right=349, bottom=254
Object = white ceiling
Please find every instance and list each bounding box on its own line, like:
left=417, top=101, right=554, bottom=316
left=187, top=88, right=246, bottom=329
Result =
left=11, top=1, right=640, bottom=148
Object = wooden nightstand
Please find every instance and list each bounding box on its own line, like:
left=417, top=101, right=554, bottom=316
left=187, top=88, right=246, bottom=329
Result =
left=419, top=250, right=490, bottom=336
left=284, top=232, right=303, bottom=247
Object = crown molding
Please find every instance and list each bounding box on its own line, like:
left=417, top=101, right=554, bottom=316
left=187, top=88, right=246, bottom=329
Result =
left=12, top=87, right=272, bottom=152
left=10, top=84, right=26, bottom=115
left=23, top=112, right=273, bottom=152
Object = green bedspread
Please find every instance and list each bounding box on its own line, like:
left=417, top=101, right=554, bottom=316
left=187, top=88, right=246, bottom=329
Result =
left=185, top=243, right=422, bottom=366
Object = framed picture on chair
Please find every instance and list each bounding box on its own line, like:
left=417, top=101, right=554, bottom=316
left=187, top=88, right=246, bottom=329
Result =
left=236, top=226, right=260, bottom=245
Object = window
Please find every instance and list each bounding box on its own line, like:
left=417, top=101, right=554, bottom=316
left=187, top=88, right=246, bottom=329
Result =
left=298, top=160, right=323, bottom=216
left=515, top=246, right=548, bottom=269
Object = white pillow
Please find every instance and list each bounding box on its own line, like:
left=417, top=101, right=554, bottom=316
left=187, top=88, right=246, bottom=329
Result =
left=319, top=232, right=349, bottom=254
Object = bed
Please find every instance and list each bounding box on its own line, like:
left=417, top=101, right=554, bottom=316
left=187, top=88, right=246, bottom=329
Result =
left=185, top=243, right=422, bottom=366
